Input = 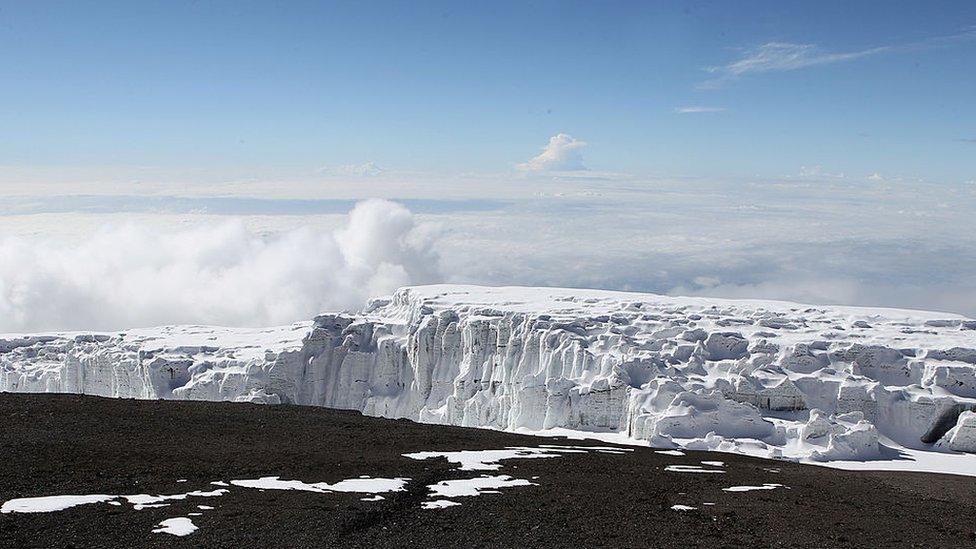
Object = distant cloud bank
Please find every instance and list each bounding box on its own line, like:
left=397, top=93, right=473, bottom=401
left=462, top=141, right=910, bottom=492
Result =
left=319, top=161, right=385, bottom=177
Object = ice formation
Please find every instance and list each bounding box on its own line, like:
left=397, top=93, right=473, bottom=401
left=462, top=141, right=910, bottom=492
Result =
left=3, top=284, right=976, bottom=466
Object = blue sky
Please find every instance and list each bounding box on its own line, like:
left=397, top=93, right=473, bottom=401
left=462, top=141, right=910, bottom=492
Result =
left=2, top=0, right=974, bottom=182
left=2, top=2, right=976, bottom=330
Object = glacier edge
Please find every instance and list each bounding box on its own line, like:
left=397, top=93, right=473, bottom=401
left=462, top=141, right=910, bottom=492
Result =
left=4, top=284, right=976, bottom=466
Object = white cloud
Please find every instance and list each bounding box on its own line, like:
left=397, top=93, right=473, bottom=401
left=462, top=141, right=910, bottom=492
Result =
left=798, top=165, right=845, bottom=180
left=674, top=106, right=726, bottom=114
left=0, top=199, right=440, bottom=332
left=432, top=177, right=976, bottom=317
left=319, top=161, right=385, bottom=177
left=867, top=173, right=885, bottom=181
left=517, top=134, right=587, bottom=172
left=3, top=176, right=976, bottom=332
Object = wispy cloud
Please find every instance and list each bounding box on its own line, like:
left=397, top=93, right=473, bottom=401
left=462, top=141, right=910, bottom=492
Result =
left=702, top=42, right=888, bottom=87
left=955, top=137, right=976, bottom=144
left=703, top=26, right=976, bottom=87
left=674, top=106, right=726, bottom=114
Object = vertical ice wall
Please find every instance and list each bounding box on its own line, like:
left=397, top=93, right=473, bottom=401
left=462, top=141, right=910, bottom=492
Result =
left=3, top=284, right=976, bottom=461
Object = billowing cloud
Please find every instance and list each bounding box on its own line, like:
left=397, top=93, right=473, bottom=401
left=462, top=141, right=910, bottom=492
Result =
left=0, top=199, right=440, bottom=332
left=517, top=133, right=587, bottom=172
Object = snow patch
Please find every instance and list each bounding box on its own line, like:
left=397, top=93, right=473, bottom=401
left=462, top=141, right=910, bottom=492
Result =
left=421, top=499, right=461, bottom=510
left=1, top=494, right=115, bottom=514
left=664, top=465, right=726, bottom=474
left=228, top=476, right=408, bottom=494
left=427, top=475, right=534, bottom=498
left=152, top=517, right=198, bottom=537
left=723, top=484, right=785, bottom=492
left=403, top=445, right=631, bottom=471
left=1, top=490, right=227, bottom=514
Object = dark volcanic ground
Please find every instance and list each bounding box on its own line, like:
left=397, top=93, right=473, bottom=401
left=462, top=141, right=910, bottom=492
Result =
left=1, top=394, right=976, bottom=548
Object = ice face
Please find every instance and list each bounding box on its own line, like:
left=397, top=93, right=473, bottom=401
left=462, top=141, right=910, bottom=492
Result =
left=3, top=284, right=976, bottom=467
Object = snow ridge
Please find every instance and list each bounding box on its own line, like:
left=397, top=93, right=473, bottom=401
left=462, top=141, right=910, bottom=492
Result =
left=3, top=284, right=976, bottom=463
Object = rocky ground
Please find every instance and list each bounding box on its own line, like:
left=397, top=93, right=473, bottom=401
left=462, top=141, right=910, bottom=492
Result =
left=1, top=393, right=975, bottom=548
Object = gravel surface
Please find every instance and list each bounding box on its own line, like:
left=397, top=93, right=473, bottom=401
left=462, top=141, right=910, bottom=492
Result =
left=2, top=393, right=975, bottom=548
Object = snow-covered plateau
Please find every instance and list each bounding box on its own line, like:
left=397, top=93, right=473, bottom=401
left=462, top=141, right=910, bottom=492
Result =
left=4, top=284, right=976, bottom=473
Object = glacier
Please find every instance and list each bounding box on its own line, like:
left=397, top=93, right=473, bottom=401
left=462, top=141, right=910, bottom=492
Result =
left=3, top=284, right=976, bottom=468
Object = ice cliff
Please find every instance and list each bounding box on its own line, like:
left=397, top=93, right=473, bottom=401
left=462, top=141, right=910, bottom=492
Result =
left=3, top=285, right=976, bottom=462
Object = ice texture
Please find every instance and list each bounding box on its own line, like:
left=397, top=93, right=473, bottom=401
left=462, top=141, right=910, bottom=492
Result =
left=3, top=284, right=976, bottom=464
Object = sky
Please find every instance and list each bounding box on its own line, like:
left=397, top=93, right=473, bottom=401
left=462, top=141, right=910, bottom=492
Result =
left=2, top=0, right=975, bottom=180
left=1, top=1, right=975, bottom=331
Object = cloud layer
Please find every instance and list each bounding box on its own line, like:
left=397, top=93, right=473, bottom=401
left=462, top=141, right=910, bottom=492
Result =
left=2, top=177, right=975, bottom=333
left=429, top=177, right=976, bottom=318
left=0, top=200, right=440, bottom=332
